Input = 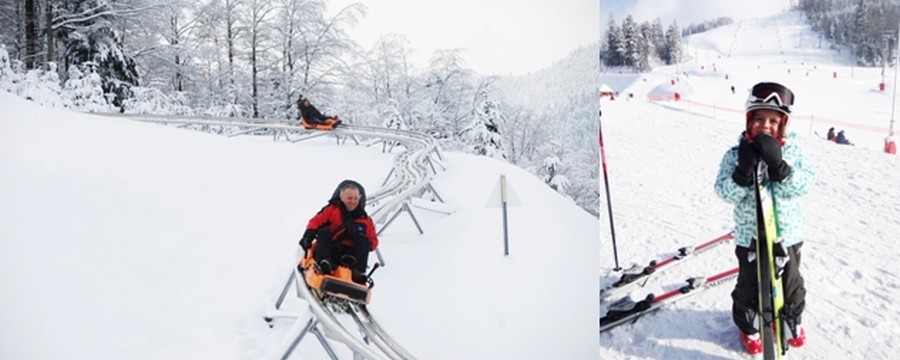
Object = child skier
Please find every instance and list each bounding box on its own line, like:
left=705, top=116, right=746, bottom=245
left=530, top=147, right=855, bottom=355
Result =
left=714, top=82, right=814, bottom=354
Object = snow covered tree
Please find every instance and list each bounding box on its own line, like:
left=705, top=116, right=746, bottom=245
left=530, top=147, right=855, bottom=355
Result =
left=502, top=105, right=546, bottom=166
left=636, top=22, right=653, bottom=71
left=650, top=18, right=666, bottom=60
left=622, top=15, right=642, bottom=68
left=664, top=21, right=683, bottom=65
left=541, top=156, right=570, bottom=195
left=379, top=98, right=405, bottom=130
left=294, top=0, right=366, bottom=109
left=63, top=62, right=110, bottom=112
left=0, top=45, right=23, bottom=93
left=245, top=0, right=275, bottom=118
left=376, top=98, right=406, bottom=152
left=181, top=0, right=248, bottom=117
left=55, top=0, right=140, bottom=110
left=419, top=49, right=476, bottom=141
left=362, top=34, right=415, bottom=103
left=604, top=14, right=624, bottom=66
left=465, top=88, right=507, bottom=160
left=21, top=62, right=62, bottom=106
left=122, top=86, right=192, bottom=115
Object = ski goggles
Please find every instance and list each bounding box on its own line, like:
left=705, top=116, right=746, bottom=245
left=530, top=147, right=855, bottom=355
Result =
left=747, top=82, right=794, bottom=113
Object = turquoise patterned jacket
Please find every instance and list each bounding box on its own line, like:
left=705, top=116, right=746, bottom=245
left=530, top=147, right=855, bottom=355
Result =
left=714, top=133, right=814, bottom=248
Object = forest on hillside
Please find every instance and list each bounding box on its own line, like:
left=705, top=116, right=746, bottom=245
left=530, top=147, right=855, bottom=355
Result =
left=601, top=0, right=900, bottom=72
left=0, top=0, right=601, bottom=216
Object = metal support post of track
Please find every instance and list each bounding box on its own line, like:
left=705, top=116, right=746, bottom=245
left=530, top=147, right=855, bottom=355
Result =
left=227, top=126, right=265, bottom=138
left=272, top=128, right=289, bottom=141
left=289, top=132, right=329, bottom=143
left=380, top=168, right=396, bottom=187
left=417, top=183, right=445, bottom=203
left=428, top=184, right=445, bottom=203
left=345, top=133, right=361, bottom=146
left=280, top=317, right=340, bottom=360
left=382, top=140, right=399, bottom=153
left=425, top=157, right=437, bottom=175
left=376, top=201, right=424, bottom=237
left=432, top=147, right=445, bottom=161
left=274, top=270, right=296, bottom=310
left=426, top=153, right=446, bottom=173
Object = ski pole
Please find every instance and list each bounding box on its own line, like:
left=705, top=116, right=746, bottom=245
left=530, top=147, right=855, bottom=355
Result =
left=598, top=106, right=621, bottom=271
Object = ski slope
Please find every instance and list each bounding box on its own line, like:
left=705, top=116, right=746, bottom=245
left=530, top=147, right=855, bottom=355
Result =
left=598, top=10, right=900, bottom=359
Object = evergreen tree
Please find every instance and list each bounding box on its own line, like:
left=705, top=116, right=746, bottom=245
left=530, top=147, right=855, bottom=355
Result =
left=637, top=22, right=653, bottom=71
left=56, top=0, right=139, bottom=110
left=0, top=45, right=22, bottom=93
left=466, top=90, right=507, bottom=160
left=63, top=62, right=109, bottom=112
left=605, top=14, right=624, bottom=66
left=21, top=62, right=62, bottom=107
left=541, top=156, right=570, bottom=195
left=665, top=21, right=683, bottom=65
left=622, top=15, right=640, bottom=68
left=651, top=18, right=666, bottom=61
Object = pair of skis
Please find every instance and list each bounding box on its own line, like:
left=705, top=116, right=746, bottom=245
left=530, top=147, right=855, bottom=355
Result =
left=753, top=162, right=788, bottom=359
left=599, top=266, right=738, bottom=333
left=598, top=233, right=737, bottom=333
left=599, top=233, right=734, bottom=302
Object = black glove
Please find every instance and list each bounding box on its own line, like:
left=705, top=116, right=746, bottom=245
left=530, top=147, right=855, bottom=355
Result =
left=752, top=134, right=792, bottom=182
left=299, top=229, right=316, bottom=250
left=344, top=222, right=367, bottom=242
left=731, top=135, right=758, bottom=186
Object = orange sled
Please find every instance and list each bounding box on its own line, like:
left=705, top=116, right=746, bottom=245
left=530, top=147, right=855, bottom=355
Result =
left=299, top=243, right=371, bottom=304
left=300, top=117, right=341, bottom=130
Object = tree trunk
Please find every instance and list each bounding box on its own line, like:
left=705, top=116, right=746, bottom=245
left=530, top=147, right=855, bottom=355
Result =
left=251, top=33, right=258, bottom=118
left=24, top=0, right=37, bottom=69
left=45, top=0, right=55, bottom=65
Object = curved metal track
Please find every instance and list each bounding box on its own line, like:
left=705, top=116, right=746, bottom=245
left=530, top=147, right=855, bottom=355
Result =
left=105, top=114, right=434, bottom=359
left=292, top=266, right=415, bottom=360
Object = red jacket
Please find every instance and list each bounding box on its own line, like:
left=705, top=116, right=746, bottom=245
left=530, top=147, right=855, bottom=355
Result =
left=306, top=204, right=379, bottom=250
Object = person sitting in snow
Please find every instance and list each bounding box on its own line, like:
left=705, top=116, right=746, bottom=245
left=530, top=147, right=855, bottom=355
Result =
left=827, top=127, right=836, bottom=142
left=298, top=180, right=379, bottom=284
left=714, top=81, right=814, bottom=355
left=297, top=97, right=341, bottom=128
left=836, top=130, right=853, bottom=145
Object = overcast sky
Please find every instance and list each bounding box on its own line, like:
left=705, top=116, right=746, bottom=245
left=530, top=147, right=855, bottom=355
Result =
left=602, top=0, right=792, bottom=32
left=328, top=0, right=601, bottom=76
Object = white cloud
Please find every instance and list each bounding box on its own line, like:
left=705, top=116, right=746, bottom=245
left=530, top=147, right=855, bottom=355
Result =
left=329, top=0, right=600, bottom=75
left=607, top=0, right=791, bottom=28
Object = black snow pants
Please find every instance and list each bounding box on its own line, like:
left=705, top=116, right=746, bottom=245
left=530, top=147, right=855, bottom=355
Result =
left=314, top=226, right=371, bottom=273
left=732, top=241, right=806, bottom=335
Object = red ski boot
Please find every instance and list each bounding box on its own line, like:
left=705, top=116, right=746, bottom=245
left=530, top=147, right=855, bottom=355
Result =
left=740, top=332, right=763, bottom=355
left=787, top=325, right=806, bottom=348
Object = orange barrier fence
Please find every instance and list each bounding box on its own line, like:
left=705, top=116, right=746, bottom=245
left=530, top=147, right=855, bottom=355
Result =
left=678, top=98, right=892, bottom=135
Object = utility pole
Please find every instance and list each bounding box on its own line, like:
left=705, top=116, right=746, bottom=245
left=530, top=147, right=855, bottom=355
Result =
left=891, top=18, right=900, bottom=134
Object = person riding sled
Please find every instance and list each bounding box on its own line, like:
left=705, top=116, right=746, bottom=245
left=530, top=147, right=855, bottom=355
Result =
left=298, top=97, right=341, bottom=129
left=299, top=180, right=378, bottom=285
left=714, top=81, right=815, bottom=355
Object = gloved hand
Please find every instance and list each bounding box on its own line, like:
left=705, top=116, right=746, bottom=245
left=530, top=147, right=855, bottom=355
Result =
left=299, top=229, right=316, bottom=250
left=753, top=134, right=792, bottom=182
left=731, top=134, right=758, bottom=186
left=344, top=222, right=367, bottom=242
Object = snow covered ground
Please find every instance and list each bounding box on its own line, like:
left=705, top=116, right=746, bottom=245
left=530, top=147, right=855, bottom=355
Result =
left=0, top=92, right=596, bottom=358
left=598, top=10, right=900, bottom=359
left=2, top=7, right=900, bottom=360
